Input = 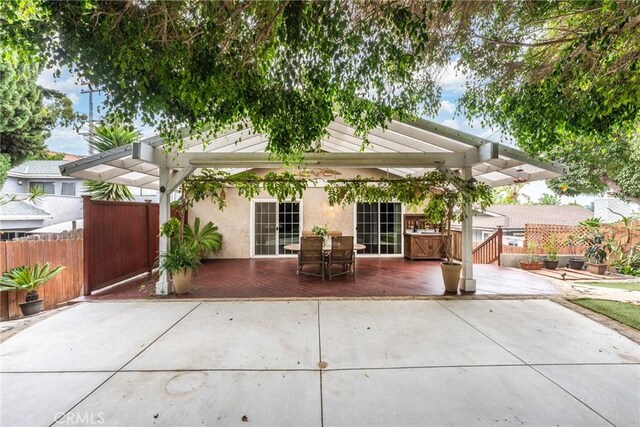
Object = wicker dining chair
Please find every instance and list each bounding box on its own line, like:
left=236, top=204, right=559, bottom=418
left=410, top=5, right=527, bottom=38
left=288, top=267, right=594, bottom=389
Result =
left=297, top=236, right=325, bottom=281
left=326, top=236, right=355, bottom=280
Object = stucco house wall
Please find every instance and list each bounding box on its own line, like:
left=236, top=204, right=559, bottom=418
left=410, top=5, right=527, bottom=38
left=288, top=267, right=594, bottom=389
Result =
left=188, top=168, right=392, bottom=259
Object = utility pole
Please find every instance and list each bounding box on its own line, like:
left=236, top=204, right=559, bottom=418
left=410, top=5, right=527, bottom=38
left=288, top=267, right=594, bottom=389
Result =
left=80, top=84, right=102, bottom=155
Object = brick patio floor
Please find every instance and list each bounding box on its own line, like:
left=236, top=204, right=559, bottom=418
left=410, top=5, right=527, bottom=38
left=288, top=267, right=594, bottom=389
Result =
left=88, top=258, right=557, bottom=299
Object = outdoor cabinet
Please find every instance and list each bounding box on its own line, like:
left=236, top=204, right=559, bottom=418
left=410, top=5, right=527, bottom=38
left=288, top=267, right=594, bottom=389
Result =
left=403, top=233, right=446, bottom=260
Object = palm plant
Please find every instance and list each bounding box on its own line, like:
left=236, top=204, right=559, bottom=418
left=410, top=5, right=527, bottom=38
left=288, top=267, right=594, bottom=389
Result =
left=538, top=193, right=561, bottom=205
left=0, top=263, right=65, bottom=302
left=85, top=123, right=139, bottom=201
left=183, top=217, right=223, bottom=258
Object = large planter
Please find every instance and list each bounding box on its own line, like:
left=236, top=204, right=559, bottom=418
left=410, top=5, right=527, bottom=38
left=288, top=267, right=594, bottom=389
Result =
left=520, top=261, right=542, bottom=271
left=441, top=262, right=462, bottom=293
left=172, top=269, right=193, bottom=294
left=18, top=299, right=43, bottom=316
left=568, top=259, right=585, bottom=270
left=586, top=262, right=608, bottom=275
left=543, top=259, right=559, bottom=270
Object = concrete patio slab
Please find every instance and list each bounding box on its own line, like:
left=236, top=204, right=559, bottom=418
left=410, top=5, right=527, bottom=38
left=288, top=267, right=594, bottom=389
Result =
left=0, top=302, right=198, bottom=372
left=322, top=366, right=610, bottom=426
left=320, top=300, right=521, bottom=369
left=126, top=301, right=319, bottom=370
left=68, top=370, right=321, bottom=426
left=536, top=364, right=640, bottom=427
left=0, top=372, right=112, bottom=426
left=439, top=299, right=640, bottom=364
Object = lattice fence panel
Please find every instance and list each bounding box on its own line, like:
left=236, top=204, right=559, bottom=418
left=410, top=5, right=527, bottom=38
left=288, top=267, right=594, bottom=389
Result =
left=524, top=220, right=640, bottom=255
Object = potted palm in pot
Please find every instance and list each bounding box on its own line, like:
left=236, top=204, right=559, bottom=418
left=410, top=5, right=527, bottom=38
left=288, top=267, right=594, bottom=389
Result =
left=0, top=263, right=65, bottom=316
left=160, top=216, right=223, bottom=294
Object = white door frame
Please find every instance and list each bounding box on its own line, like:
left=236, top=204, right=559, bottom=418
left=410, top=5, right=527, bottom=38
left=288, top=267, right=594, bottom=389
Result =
left=250, top=198, right=302, bottom=258
left=353, top=202, right=405, bottom=257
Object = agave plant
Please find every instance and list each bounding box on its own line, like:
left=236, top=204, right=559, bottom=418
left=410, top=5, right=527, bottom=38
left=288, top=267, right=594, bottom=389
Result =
left=85, top=123, right=139, bottom=201
left=0, top=263, right=65, bottom=302
left=183, top=217, right=223, bottom=259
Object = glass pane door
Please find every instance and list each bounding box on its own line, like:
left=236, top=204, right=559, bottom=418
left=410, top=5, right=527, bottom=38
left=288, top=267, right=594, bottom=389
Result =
left=254, top=201, right=300, bottom=256
left=356, top=203, right=379, bottom=254
left=356, top=202, right=402, bottom=255
left=278, top=202, right=300, bottom=254
left=254, top=202, right=277, bottom=255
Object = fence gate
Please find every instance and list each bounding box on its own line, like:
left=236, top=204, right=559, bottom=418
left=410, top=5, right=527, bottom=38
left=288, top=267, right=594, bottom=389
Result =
left=83, top=196, right=158, bottom=295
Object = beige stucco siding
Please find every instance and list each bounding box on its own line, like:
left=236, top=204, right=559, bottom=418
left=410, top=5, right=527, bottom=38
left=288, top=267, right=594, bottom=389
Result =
left=189, top=168, right=394, bottom=259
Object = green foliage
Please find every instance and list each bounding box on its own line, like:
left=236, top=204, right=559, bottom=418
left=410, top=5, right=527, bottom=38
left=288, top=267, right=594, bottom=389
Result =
left=28, top=151, right=65, bottom=160
left=183, top=170, right=308, bottom=209
left=492, top=184, right=530, bottom=205
left=538, top=193, right=561, bottom=206
left=0, top=262, right=65, bottom=301
left=158, top=243, right=201, bottom=275
left=326, top=169, right=493, bottom=263
left=0, top=153, right=10, bottom=186
left=0, top=51, right=84, bottom=166
left=453, top=2, right=640, bottom=202
left=160, top=217, right=181, bottom=240
left=311, top=225, right=328, bottom=238
left=0, top=1, right=451, bottom=160
left=84, top=179, right=133, bottom=202
left=84, top=122, right=138, bottom=201
left=571, top=299, right=640, bottom=331
left=579, top=218, right=609, bottom=264
left=543, top=237, right=559, bottom=261
left=183, top=218, right=223, bottom=259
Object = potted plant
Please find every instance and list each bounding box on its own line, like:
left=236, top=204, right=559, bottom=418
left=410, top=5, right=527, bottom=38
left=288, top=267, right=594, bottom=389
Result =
left=159, top=242, right=201, bottom=294
left=312, top=225, right=328, bottom=245
left=0, top=263, right=65, bottom=316
left=542, top=237, right=559, bottom=270
left=520, top=242, right=542, bottom=270
left=160, top=216, right=223, bottom=294
left=566, top=234, right=585, bottom=270
left=579, top=218, right=609, bottom=275
left=422, top=178, right=493, bottom=293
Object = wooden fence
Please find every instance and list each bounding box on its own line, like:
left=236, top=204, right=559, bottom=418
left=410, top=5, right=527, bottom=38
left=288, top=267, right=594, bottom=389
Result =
left=83, top=196, right=159, bottom=295
left=0, top=235, right=83, bottom=320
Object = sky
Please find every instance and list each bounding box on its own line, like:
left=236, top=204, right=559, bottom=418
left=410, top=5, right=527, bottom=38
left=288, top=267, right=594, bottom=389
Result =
left=38, top=64, right=596, bottom=206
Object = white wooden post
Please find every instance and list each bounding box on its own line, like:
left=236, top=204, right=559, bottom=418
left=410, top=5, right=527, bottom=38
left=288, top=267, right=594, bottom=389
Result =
left=459, top=166, right=476, bottom=292
left=156, top=167, right=171, bottom=295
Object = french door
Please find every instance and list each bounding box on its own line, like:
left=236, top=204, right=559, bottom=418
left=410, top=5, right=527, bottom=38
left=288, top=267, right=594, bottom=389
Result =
left=253, top=201, right=301, bottom=256
left=356, top=202, right=403, bottom=255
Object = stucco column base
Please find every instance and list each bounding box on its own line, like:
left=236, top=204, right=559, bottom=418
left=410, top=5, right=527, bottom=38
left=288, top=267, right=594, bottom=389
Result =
left=156, top=271, right=171, bottom=295
left=459, top=278, right=476, bottom=293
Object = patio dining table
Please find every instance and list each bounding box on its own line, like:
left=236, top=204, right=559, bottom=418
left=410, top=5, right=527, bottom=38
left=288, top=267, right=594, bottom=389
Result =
left=283, top=243, right=366, bottom=252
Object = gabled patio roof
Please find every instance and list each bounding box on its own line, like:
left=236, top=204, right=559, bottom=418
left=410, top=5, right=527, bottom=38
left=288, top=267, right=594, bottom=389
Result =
left=59, top=117, right=566, bottom=189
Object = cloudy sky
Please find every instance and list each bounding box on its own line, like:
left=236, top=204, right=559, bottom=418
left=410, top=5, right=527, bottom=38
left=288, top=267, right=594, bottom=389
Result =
left=37, top=65, right=594, bottom=205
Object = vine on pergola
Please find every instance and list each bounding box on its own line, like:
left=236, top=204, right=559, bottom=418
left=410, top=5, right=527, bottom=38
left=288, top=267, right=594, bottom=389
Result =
left=178, top=168, right=493, bottom=218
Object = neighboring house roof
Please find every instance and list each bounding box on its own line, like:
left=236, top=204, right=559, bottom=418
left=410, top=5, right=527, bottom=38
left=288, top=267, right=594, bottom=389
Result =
left=49, top=152, right=85, bottom=161
left=0, top=200, right=52, bottom=219
left=7, top=160, right=71, bottom=179
left=27, top=218, right=83, bottom=233
left=473, top=204, right=593, bottom=230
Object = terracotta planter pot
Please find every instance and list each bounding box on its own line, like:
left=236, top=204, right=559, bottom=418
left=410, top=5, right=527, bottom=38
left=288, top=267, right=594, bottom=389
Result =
left=543, top=260, right=559, bottom=270
left=520, top=262, right=542, bottom=271
left=172, top=269, right=193, bottom=294
left=568, top=259, right=585, bottom=270
left=586, top=263, right=608, bottom=275
left=18, top=299, right=43, bottom=316
left=441, top=262, right=462, bottom=293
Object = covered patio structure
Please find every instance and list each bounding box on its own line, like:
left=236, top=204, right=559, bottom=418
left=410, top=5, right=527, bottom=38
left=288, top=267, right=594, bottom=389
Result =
left=60, top=117, right=565, bottom=295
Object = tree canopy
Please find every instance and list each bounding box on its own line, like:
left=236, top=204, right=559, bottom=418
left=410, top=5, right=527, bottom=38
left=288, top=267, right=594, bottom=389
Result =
left=2, top=0, right=639, bottom=200
left=0, top=49, right=83, bottom=175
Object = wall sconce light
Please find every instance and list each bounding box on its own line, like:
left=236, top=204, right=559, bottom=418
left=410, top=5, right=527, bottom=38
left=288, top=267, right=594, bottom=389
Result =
left=467, top=177, right=477, bottom=189
left=17, top=179, right=23, bottom=185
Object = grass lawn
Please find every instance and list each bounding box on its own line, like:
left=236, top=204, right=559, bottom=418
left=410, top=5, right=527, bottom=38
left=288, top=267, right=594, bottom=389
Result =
left=571, top=299, right=640, bottom=330
left=576, top=281, right=640, bottom=291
